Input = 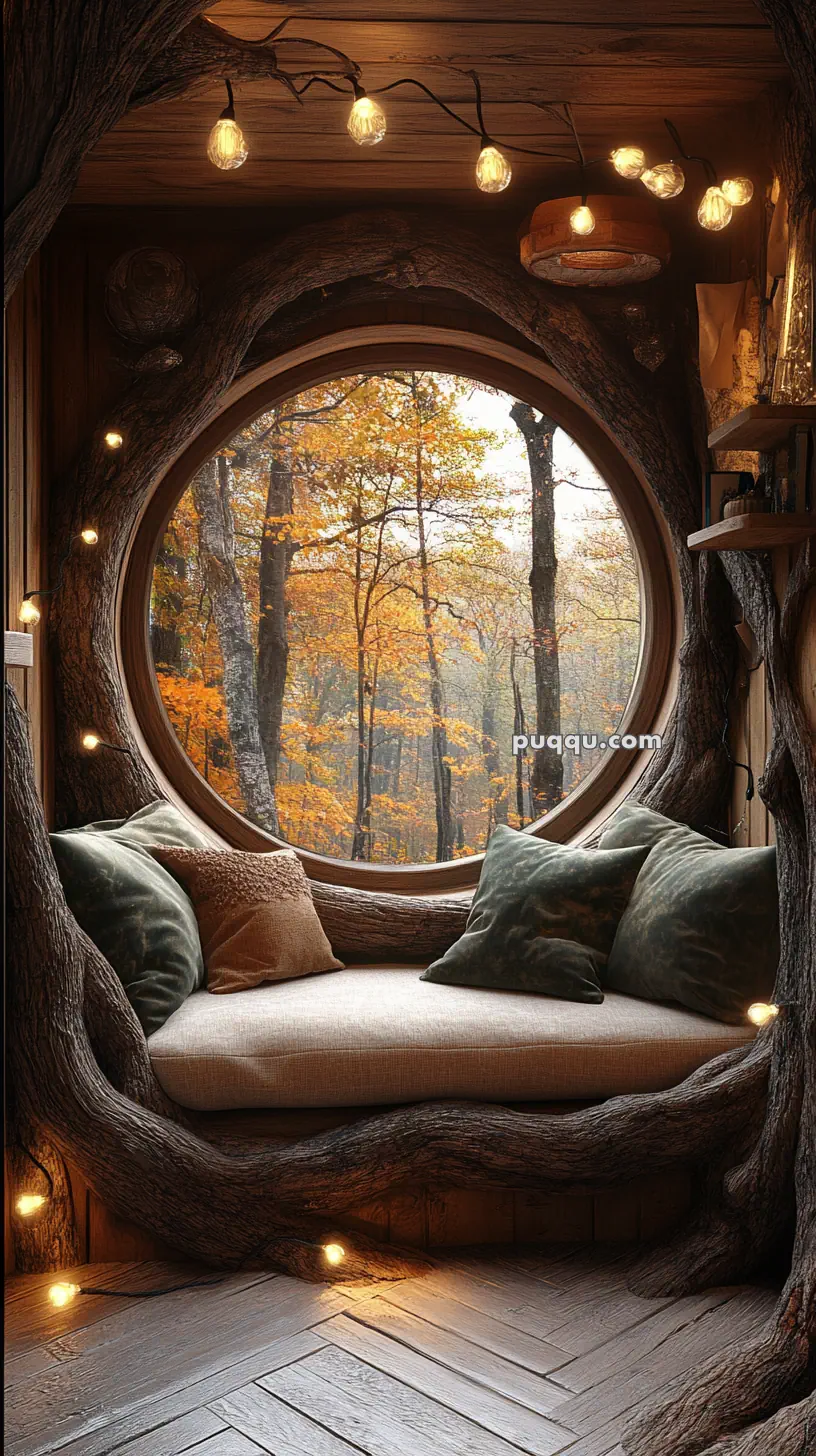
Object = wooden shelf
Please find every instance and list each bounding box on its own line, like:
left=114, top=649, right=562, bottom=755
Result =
left=688, top=512, right=816, bottom=552
left=708, top=404, right=816, bottom=452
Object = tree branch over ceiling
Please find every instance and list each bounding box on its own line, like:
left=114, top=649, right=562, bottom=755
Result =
left=131, top=16, right=359, bottom=111
left=3, top=2, right=358, bottom=305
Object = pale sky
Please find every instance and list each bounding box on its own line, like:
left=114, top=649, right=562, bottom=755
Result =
left=456, top=383, right=612, bottom=544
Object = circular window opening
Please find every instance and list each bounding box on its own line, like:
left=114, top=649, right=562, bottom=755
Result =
left=149, top=369, right=644, bottom=867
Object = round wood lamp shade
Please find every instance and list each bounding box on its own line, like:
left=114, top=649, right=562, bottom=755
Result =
left=520, top=195, right=671, bottom=287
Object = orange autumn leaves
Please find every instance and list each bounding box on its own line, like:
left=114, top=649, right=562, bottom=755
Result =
left=151, top=372, right=640, bottom=863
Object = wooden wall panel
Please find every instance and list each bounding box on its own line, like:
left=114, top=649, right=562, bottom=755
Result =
left=4, top=254, right=50, bottom=817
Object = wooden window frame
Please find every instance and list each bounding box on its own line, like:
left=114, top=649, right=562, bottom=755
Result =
left=120, top=325, right=678, bottom=891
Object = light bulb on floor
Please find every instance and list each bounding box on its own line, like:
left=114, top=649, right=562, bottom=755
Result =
left=48, top=1283, right=80, bottom=1308
left=641, top=163, right=685, bottom=199
left=611, top=146, right=646, bottom=180
left=104, top=431, right=123, bottom=450
left=569, top=204, right=596, bottom=237
left=80, top=528, right=99, bottom=545
left=347, top=94, right=386, bottom=147
left=721, top=177, right=754, bottom=207
left=82, top=732, right=101, bottom=751
left=747, top=1002, right=779, bottom=1027
left=323, top=1242, right=346, bottom=1266
left=16, top=1193, right=47, bottom=1217
left=207, top=116, right=248, bottom=170
left=475, top=144, right=512, bottom=193
left=698, top=186, right=733, bottom=231
left=18, top=599, right=41, bottom=625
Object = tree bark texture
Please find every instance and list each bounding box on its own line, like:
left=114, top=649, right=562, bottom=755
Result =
left=44, top=211, right=734, bottom=843
left=256, top=427, right=293, bottom=798
left=510, top=401, right=564, bottom=818
left=3, top=3, right=359, bottom=304
left=9, top=677, right=776, bottom=1292
left=193, top=457, right=280, bottom=834
left=621, top=538, right=816, bottom=1455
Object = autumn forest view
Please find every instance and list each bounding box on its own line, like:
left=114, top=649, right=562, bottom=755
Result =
left=151, top=372, right=642, bottom=864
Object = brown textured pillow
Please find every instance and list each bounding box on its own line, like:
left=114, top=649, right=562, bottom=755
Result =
left=150, top=846, right=343, bottom=994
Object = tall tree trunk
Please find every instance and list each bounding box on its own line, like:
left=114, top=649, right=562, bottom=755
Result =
left=509, top=638, right=526, bottom=828
left=412, top=377, right=454, bottom=862
left=256, top=421, right=293, bottom=796
left=479, top=631, right=508, bottom=840
left=511, top=401, right=564, bottom=819
left=192, top=457, right=279, bottom=833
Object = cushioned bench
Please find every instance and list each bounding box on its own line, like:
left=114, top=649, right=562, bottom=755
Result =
left=148, top=963, right=753, bottom=1111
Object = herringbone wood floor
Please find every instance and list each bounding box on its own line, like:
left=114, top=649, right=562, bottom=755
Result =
left=4, top=1246, right=778, bottom=1456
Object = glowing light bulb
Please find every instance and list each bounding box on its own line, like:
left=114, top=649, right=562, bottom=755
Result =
left=16, top=1193, right=47, bottom=1217
left=569, top=204, right=596, bottom=237
left=18, top=599, right=41, bottom=625
left=323, top=1242, right=346, bottom=1267
left=698, top=185, right=733, bottom=231
left=104, top=431, right=123, bottom=450
left=82, top=732, right=101, bottom=751
left=48, top=1282, right=80, bottom=1308
left=721, top=177, right=754, bottom=207
left=611, top=146, right=647, bottom=180
left=347, top=95, right=386, bottom=147
left=207, top=116, right=248, bottom=170
left=641, top=163, right=685, bottom=199
left=475, top=144, right=512, bottom=194
left=747, top=1001, right=780, bottom=1027
left=81, top=528, right=99, bottom=545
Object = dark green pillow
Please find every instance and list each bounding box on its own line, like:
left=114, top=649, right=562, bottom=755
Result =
left=51, top=801, right=211, bottom=1037
left=421, top=824, right=650, bottom=1002
left=599, top=804, right=779, bottom=1024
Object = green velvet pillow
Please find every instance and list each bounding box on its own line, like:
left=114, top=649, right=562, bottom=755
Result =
left=599, top=804, right=779, bottom=1024
left=421, top=824, right=650, bottom=1001
left=51, top=801, right=211, bottom=1037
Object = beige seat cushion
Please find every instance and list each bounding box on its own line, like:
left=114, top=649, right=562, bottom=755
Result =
left=148, top=964, right=754, bottom=1110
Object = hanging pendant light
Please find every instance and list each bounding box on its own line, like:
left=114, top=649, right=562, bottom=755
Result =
left=347, top=83, right=386, bottom=146
left=207, top=80, right=248, bottom=170
left=520, top=195, right=670, bottom=287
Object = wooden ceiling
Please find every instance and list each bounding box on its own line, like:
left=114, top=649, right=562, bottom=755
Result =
left=72, top=0, right=788, bottom=213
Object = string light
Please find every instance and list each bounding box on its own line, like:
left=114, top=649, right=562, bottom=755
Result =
left=104, top=430, right=123, bottom=449
left=17, top=530, right=99, bottom=626
left=698, top=185, right=733, bottom=231
left=611, top=146, right=647, bottom=180
left=48, top=1283, right=80, bottom=1308
left=747, top=1002, right=780, bottom=1027
left=475, top=142, right=512, bottom=193
left=207, top=80, right=248, bottom=169
left=16, top=1194, right=47, bottom=1217
left=18, top=599, right=41, bottom=625
left=641, top=162, right=686, bottom=199
left=81, top=732, right=133, bottom=755
left=347, top=85, right=386, bottom=146
left=721, top=177, right=754, bottom=207
left=322, top=1242, right=346, bottom=1266
left=569, top=203, right=596, bottom=236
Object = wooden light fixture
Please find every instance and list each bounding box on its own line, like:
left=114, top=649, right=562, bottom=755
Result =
left=520, top=195, right=671, bottom=287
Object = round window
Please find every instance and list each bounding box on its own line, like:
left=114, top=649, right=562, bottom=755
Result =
left=149, top=368, right=645, bottom=867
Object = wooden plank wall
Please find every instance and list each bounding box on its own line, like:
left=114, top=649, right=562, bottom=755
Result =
left=5, top=256, right=49, bottom=1276
left=4, top=254, right=50, bottom=809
